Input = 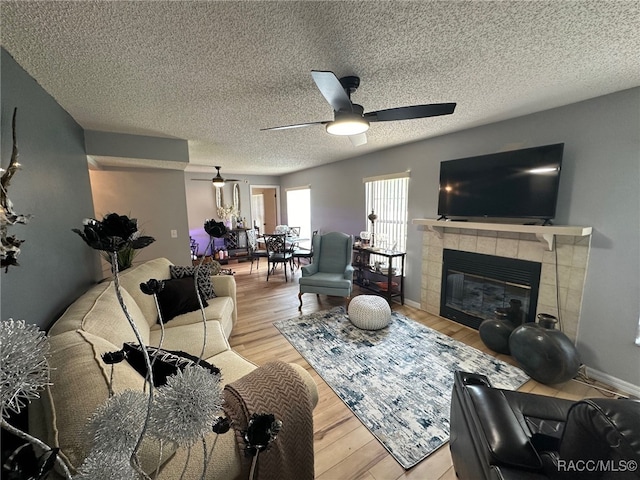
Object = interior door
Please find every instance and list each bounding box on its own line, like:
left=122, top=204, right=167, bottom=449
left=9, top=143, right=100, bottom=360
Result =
left=250, top=185, right=279, bottom=234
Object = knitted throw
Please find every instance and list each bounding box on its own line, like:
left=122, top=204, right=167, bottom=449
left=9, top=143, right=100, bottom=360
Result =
left=223, top=361, right=314, bottom=480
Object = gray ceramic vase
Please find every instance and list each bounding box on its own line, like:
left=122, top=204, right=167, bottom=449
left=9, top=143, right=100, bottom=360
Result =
left=509, top=314, right=581, bottom=384
left=479, top=299, right=524, bottom=354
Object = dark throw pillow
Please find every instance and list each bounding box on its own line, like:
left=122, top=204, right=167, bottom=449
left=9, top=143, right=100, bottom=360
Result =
left=156, top=276, right=208, bottom=323
left=123, top=342, right=220, bottom=387
left=170, top=264, right=216, bottom=299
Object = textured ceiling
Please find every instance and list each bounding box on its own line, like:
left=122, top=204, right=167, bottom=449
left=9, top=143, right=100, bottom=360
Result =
left=2, top=1, right=639, bottom=175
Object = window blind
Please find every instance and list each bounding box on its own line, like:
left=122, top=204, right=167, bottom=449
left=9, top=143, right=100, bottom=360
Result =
left=364, top=174, right=409, bottom=253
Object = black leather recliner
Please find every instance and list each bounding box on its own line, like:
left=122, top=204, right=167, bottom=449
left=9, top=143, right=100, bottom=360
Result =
left=450, top=370, right=640, bottom=480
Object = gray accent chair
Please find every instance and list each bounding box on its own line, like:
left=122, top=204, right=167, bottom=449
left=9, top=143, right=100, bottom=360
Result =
left=298, top=231, right=354, bottom=310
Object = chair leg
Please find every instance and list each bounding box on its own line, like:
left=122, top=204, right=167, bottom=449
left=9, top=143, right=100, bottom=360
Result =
left=298, top=292, right=303, bottom=311
left=284, top=262, right=288, bottom=282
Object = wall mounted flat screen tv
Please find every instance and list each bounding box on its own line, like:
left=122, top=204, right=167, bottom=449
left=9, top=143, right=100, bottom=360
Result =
left=437, top=143, right=564, bottom=220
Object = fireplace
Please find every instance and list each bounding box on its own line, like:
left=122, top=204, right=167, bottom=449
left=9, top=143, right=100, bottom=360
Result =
left=440, top=249, right=541, bottom=330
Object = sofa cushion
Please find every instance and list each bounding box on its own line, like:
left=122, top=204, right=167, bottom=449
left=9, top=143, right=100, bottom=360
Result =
left=41, top=330, right=176, bottom=474
left=122, top=342, right=220, bottom=387
left=118, top=258, right=173, bottom=327
left=170, top=264, right=216, bottom=299
left=49, top=281, right=150, bottom=346
left=156, top=276, right=208, bottom=322
left=150, top=296, right=235, bottom=338
left=149, top=320, right=231, bottom=359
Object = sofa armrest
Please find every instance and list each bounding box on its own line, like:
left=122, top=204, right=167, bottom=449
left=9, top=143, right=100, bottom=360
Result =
left=288, top=362, right=319, bottom=408
left=559, top=398, right=640, bottom=478
left=465, top=385, right=543, bottom=470
left=210, top=275, right=237, bottom=327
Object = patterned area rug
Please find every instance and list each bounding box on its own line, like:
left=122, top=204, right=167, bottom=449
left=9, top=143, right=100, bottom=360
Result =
left=274, top=306, right=529, bottom=469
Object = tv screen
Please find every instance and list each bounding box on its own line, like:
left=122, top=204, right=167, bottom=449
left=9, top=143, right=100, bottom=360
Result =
left=437, top=143, right=564, bottom=220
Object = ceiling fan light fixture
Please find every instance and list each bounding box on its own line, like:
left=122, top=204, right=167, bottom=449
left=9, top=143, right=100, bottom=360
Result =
left=211, top=166, right=225, bottom=187
left=211, top=177, right=225, bottom=187
left=326, top=117, right=370, bottom=136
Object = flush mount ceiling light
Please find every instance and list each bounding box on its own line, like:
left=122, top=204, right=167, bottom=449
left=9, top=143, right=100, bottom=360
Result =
left=326, top=109, right=370, bottom=136
left=528, top=166, right=560, bottom=174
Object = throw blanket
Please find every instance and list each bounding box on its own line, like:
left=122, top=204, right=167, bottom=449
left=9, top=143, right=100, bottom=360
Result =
left=223, top=361, right=314, bottom=480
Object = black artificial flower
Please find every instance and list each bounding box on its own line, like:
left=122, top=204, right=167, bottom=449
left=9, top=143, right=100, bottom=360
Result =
left=243, top=413, right=282, bottom=455
left=101, top=213, right=138, bottom=240
left=204, top=220, right=228, bottom=238
left=212, top=416, right=231, bottom=434
left=140, top=279, right=165, bottom=295
left=72, top=214, right=155, bottom=252
left=102, top=350, right=126, bottom=364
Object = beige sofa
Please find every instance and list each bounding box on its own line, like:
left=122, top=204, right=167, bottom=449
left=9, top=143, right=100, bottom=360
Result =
left=29, top=258, right=318, bottom=479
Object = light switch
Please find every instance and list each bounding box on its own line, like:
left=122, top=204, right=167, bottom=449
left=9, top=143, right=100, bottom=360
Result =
left=170, top=229, right=178, bottom=238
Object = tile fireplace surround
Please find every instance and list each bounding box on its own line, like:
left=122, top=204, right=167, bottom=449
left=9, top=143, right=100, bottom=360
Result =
left=415, top=221, right=592, bottom=342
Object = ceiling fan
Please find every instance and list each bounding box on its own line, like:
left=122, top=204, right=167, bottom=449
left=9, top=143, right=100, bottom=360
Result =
left=192, top=166, right=240, bottom=187
left=261, top=70, right=456, bottom=146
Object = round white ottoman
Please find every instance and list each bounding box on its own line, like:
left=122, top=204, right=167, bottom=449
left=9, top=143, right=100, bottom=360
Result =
left=348, top=295, right=391, bottom=330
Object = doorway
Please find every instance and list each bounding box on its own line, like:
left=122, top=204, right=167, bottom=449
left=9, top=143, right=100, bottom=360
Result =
left=250, top=185, right=280, bottom=234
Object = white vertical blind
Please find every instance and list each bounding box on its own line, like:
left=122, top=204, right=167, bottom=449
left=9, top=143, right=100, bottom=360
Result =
left=364, top=173, right=409, bottom=252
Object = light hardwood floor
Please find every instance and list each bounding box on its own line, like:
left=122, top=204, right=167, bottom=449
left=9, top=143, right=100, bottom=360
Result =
left=226, top=259, right=622, bottom=480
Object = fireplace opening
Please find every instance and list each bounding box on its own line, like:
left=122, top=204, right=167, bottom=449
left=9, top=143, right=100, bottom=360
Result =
left=440, top=249, right=541, bottom=330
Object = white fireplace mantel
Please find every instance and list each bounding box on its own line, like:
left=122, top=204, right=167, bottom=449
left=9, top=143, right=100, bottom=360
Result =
left=412, top=218, right=592, bottom=251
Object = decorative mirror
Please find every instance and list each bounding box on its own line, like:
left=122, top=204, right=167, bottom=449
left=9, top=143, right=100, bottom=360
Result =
left=233, top=183, right=240, bottom=213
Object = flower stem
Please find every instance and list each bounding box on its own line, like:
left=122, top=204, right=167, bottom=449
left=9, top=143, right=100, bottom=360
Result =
left=110, top=252, right=155, bottom=464
left=200, top=435, right=207, bottom=480
left=179, top=445, right=192, bottom=480
left=150, top=293, right=166, bottom=378
left=249, top=452, right=259, bottom=480
left=195, top=237, right=214, bottom=362
left=203, top=432, right=220, bottom=477
left=1, top=419, right=73, bottom=480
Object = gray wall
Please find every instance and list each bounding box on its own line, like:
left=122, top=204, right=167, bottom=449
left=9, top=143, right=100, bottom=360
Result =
left=281, top=87, right=640, bottom=387
left=90, top=168, right=192, bottom=274
left=85, top=130, right=189, bottom=163
left=0, top=49, right=99, bottom=329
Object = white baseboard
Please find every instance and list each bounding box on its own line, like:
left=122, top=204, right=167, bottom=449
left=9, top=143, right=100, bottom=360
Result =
left=404, top=299, right=420, bottom=309
left=584, top=367, right=640, bottom=398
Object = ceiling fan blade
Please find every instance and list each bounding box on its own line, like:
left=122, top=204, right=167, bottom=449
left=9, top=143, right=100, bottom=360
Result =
left=191, top=177, right=242, bottom=182
left=349, top=133, right=367, bottom=147
left=261, top=120, right=327, bottom=131
left=311, top=71, right=353, bottom=112
left=364, top=103, right=456, bottom=122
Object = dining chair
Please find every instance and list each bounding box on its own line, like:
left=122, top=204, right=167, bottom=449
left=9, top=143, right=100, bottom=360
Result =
left=264, top=233, right=294, bottom=281
left=293, top=230, right=318, bottom=268
left=246, top=228, right=268, bottom=273
left=288, top=226, right=301, bottom=237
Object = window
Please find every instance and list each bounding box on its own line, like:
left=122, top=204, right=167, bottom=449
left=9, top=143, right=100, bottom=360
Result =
left=286, top=186, right=311, bottom=247
left=364, top=172, right=410, bottom=252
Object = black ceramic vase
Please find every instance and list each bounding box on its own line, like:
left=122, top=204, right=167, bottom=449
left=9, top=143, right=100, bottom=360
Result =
left=479, top=299, right=524, bottom=354
left=509, top=314, right=581, bottom=384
